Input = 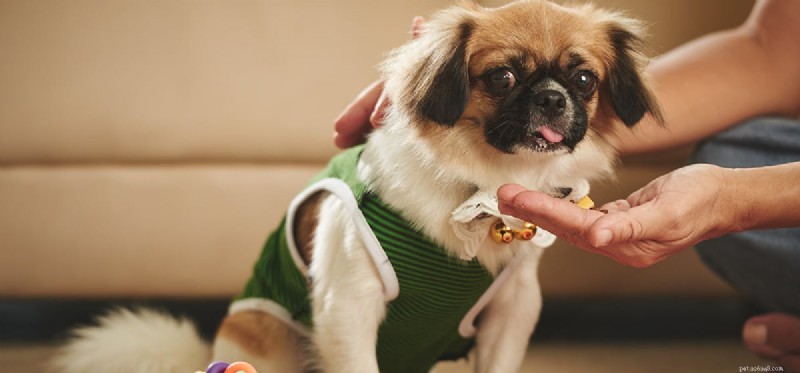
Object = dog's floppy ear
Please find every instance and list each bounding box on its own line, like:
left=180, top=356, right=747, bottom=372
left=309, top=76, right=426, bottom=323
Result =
left=604, top=22, right=663, bottom=126
left=385, top=7, right=476, bottom=126
left=415, top=22, right=472, bottom=126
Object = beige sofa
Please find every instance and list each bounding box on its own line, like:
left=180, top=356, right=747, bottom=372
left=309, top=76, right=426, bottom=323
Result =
left=0, top=0, right=752, bottom=300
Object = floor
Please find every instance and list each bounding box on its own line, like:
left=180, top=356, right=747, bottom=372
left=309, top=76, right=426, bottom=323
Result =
left=1, top=340, right=771, bottom=372
left=436, top=341, right=770, bottom=372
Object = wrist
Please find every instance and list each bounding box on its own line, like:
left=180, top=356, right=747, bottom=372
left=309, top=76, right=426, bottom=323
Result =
left=719, top=167, right=750, bottom=234
left=722, top=162, right=800, bottom=231
left=694, top=165, right=739, bottom=239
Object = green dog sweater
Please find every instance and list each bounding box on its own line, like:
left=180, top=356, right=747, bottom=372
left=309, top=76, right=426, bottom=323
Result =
left=233, top=146, right=497, bottom=373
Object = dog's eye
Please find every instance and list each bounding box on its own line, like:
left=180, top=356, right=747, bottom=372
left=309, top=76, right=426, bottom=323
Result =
left=571, top=70, right=598, bottom=98
left=484, top=68, right=516, bottom=96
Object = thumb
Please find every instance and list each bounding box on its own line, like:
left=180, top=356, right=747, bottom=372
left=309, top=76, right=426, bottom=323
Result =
left=497, top=184, right=600, bottom=239
left=588, top=204, right=662, bottom=248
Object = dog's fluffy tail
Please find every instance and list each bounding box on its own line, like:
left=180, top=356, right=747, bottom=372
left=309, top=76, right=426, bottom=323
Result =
left=52, top=308, right=210, bottom=373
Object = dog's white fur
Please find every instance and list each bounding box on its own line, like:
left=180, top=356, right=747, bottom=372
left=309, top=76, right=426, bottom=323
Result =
left=53, top=1, right=644, bottom=372
left=52, top=308, right=209, bottom=373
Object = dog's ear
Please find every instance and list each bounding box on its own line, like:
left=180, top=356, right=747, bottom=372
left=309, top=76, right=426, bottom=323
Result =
left=604, top=22, right=663, bottom=126
left=386, top=8, right=475, bottom=126
left=415, top=22, right=472, bottom=126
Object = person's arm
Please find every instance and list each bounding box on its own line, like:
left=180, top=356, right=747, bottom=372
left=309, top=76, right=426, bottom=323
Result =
left=614, top=0, right=800, bottom=155
left=728, top=162, right=800, bottom=231
left=497, top=162, right=800, bottom=268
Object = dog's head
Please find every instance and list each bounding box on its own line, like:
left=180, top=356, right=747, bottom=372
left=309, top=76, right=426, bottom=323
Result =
left=382, top=0, right=662, bottom=187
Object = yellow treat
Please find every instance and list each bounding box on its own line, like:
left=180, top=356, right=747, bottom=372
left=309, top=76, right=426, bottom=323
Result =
left=575, top=195, right=595, bottom=210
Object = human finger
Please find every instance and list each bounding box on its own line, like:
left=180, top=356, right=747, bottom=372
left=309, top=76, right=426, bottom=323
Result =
left=587, top=201, right=668, bottom=249
left=497, top=184, right=604, bottom=246
left=334, top=80, right=384, bottom=149
left=411, top=16, right=426, bottom=38
left=368, top=17, right=425, bottom=126
left=598, top=199, right=631, bottom=213
left=334, top=16, right=426, bottom=149
left=369, top=91, right=390, bottom=127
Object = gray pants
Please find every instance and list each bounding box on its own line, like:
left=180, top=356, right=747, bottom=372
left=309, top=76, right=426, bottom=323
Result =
left=692, top=117, right=800, bottom=314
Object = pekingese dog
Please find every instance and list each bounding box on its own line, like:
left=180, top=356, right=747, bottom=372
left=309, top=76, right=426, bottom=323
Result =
left=56, top=1, right=661, bottom=372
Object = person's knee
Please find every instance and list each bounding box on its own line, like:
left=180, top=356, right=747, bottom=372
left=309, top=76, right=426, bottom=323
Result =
left=696, top=230, right=800, bottom=314
left=691, top=117, right=800, bottom=312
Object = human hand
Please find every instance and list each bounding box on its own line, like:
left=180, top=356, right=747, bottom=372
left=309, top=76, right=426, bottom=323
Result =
left=333, top=80, right=386, bottom=148
left=497, top=164, right=739, bottom=268
left=333, top=17, right=426, bottom=149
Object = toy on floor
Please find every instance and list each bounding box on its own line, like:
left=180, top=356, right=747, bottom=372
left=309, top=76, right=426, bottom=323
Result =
left=197, top=361, right=257, bottom=373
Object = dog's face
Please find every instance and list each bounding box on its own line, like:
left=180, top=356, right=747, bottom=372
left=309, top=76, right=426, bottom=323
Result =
left=383, top=0, right=661, bottom=187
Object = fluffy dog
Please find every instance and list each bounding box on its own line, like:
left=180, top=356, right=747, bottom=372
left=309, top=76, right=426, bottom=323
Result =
left=55, top=1, right=661, bottom=372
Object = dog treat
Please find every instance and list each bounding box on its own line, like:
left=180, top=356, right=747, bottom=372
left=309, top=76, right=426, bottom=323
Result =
left=574, top=195, right=610, bottom=213
left=574, top=195, right=595, bottom=210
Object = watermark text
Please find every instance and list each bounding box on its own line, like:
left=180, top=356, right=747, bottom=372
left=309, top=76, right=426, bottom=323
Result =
left=739, top=365, right=784, bottom=372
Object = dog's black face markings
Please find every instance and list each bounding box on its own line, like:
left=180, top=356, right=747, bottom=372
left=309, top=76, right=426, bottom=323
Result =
left=607, top=27, right=662, bottom=126
left=416, top=22, right=474, bottom=126
left=412, top=20, right=660, bottom=148
left=483, top=58, right=592, bottom=154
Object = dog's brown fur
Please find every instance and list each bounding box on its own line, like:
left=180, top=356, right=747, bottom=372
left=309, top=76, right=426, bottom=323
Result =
left=215, top=311, right=307, bottom=372
left=213, top=194, right=325, bottom=372
left=292, top=191, right=328, bottom=265
left=397, top=1, right=660, bottom=164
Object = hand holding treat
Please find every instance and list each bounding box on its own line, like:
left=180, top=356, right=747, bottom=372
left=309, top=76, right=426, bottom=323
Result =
left=498, top=163, right=800, bottom=269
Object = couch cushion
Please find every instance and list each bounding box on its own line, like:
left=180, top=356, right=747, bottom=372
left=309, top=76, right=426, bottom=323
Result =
left=0, top=164, right=320, bottom=297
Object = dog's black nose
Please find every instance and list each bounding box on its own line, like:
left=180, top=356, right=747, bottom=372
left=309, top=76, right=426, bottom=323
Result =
left=533, top=90, right=566, bottom=117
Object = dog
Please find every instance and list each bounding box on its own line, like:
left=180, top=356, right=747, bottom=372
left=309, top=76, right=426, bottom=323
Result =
left=55, top=1, right=661, bottom=372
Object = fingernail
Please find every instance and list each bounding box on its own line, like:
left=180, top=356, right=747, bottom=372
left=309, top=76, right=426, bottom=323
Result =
left=743, top=323, right=767, bottom=345
left=595, top=230, right=612, bottom=247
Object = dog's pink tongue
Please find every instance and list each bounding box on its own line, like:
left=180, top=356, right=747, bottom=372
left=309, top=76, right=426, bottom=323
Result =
left=538, top=127, right=564, bottom=143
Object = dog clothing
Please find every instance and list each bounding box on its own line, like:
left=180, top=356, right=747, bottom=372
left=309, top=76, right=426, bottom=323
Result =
left=230, top=145, right=563, bottom=373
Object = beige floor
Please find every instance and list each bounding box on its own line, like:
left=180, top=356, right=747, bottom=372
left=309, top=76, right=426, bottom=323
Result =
left=1, top=340, right=772, bottom=373
left=437, top=341, right=771, bottom=372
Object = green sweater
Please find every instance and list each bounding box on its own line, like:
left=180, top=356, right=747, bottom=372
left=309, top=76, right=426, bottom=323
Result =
left=236, top=146, right=495, bottom=373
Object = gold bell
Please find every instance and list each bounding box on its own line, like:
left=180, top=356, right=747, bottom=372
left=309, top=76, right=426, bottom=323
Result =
left=491, top=220, right=537, bottom=244
left=514, top=222, right=537, bottom=240
left=491, top=221, right=515, bottom=243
